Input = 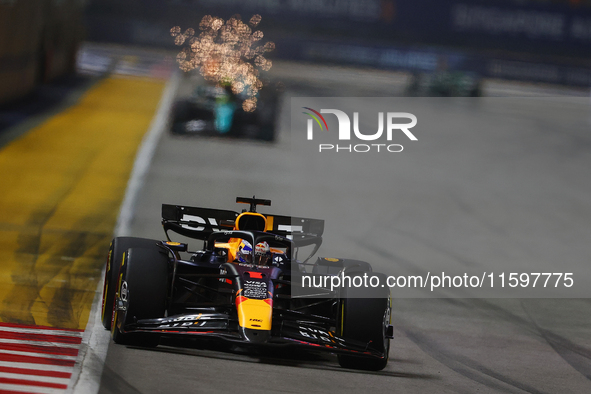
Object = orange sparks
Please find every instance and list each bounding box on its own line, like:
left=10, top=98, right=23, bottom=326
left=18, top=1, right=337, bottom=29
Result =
left=171, top=14, right=275, bottom=112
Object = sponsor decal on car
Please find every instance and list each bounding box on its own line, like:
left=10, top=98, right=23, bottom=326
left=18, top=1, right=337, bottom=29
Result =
left=155, top=314, right=207, bottom=328
left=243, top=280, right=268, bottom=299
left=298, top=326, right=346, bottom=347
left=120, top=281, right=128, bottom=301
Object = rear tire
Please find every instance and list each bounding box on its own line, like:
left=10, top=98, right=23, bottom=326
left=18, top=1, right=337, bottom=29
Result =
left=111, top=248, right=168, bottom=347
left=337, top=272, right=390, bottom=371
left=101, top=237, right=161, bottom=330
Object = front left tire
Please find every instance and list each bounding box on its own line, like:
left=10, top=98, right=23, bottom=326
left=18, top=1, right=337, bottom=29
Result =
left=337, top=272, right=391, bottom=371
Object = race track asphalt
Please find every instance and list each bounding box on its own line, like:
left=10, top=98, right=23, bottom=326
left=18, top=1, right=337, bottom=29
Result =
left=98, top=60, right=591, bottom=393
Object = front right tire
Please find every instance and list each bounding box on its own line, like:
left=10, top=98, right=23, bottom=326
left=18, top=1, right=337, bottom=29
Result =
left=101, top=237, right=161, bottom=330
left=111, top=247, right=169, bottom=347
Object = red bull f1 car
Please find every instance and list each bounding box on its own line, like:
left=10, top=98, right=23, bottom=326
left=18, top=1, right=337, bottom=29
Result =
left=101, top=197, right=392, bottom=370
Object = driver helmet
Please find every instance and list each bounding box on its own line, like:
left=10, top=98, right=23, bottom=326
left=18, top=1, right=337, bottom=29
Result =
left=237, top=240, right=272, bottom=266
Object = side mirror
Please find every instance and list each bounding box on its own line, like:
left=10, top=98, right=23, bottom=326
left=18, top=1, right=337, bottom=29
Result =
left=161, top=241, right=188, bottom=252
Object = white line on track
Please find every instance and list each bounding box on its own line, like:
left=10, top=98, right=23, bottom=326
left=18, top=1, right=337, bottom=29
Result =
left=0, top=348, right=77, bottom=360
left=0, top=371, right=71, bottom=385
left=0, top=339, right=81, bottom=349
left=0, top=361, right=74, bottom=373
left=68, top=71, right=181, bottom=394
left=0, top=327, right=82, bottom=338
left=0, top=324, right=83, bottom=333
left=0, top=349, right=77, bottom=360
left=0, top=383, right=66, bottom=394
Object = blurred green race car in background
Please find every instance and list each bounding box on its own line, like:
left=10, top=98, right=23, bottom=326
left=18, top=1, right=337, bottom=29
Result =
left=170, top=84, right=279, bottom=141
left=406, top=71, right=483, bottom=97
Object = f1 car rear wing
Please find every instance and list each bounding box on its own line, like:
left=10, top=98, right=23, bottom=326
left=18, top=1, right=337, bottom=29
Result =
left=162, top=204, right=237, bottom=240
left=161, top=203, right=324, bottom=245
